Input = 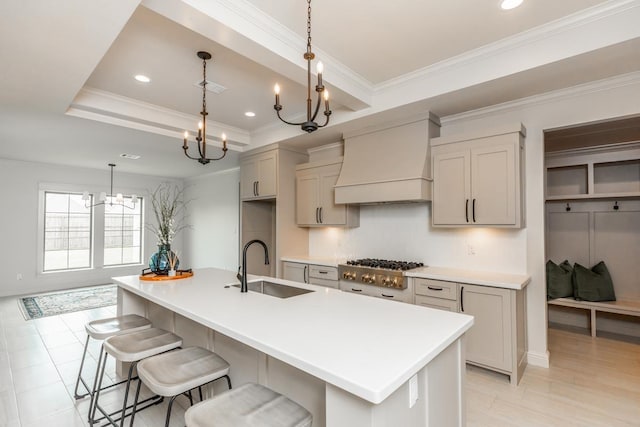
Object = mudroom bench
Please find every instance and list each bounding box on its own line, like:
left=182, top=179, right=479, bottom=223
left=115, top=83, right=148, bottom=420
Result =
left=548, top=298, right=640, bottom=337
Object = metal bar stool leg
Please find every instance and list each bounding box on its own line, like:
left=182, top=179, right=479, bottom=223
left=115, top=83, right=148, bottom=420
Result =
left=73, top=334, right=92, bottom=399
left=90, top=348, right=109, bottom=424
left=165, top=395, right=179, bottom=427
left=88, top=345, right=106, bottom=422
left=118, top=362, right=137, bottom=427
left=129, top=377, right=144, bottom=427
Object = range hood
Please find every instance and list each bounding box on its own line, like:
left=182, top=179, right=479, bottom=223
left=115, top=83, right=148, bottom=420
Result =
left=335, top=113, right=440, bottom=204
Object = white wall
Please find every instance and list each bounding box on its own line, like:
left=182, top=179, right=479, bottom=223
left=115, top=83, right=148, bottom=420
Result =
left=310, top=204, right=526, bottom=273
left=183, top=168, right=240, bottom=272
left=0, top=158, right=180, bottom=297
left=309, top=73, right=640, bottom=368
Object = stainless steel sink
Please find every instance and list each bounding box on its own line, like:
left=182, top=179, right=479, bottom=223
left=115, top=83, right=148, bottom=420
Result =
left=232, top=281, right=314, bottom=298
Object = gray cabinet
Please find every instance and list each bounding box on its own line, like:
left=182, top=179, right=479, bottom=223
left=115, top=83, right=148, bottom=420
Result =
left=412, top=277, right=527, bottom=385
left=460, top=284, right=512, bottom=373
left=340, top=280, right=414, bottom=304
left=431, top=124, right=525, bottom=227
left=295, top=159, right=359, bottom=227
left=241, top=150, right=277, bottom=200
left=283, top=261, right=339, bottom=289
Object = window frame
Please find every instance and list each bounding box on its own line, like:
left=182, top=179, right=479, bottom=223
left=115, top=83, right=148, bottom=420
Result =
left=103, top=196, right=144, bottom=267
left=37, top=183, right=147, bottom=275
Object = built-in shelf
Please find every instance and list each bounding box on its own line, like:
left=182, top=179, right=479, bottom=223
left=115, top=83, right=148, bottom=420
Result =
left=545, top=142, right=640, bottom=201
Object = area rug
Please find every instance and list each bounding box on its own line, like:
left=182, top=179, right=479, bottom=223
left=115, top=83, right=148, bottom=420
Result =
left=18, top=284, right=117, bottom=320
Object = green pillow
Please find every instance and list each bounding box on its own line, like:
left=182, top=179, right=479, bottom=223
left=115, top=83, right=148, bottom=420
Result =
left=546, top=260, right=574, bottom=300
left=573, top=261, right=616, bottom=302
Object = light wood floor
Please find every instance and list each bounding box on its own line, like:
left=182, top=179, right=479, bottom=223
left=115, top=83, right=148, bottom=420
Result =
left=467, top=327, right=640, bottom=426
left=1, top=295, right=639, bottom=426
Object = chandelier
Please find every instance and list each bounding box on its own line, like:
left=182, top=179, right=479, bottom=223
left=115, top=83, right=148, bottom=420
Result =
left=183, top=51, right=228, bottom=165
left=273, top=0, right=331, bottom=133
left=82, top=163, right=138, bottom=209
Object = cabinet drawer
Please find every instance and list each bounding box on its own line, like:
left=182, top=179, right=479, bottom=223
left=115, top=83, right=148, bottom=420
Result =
left=414, top=279, right=458, bottom=300
left=369, top=287, right=413, bottom=304
left=309, top=265, right=338, bottom=281
left=415, top=295, right=458, bottom=312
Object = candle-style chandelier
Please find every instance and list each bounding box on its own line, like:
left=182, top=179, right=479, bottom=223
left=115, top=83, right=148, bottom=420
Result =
left=273, top=0, right=331, bottom=133
left=183, top=51, right=228, bottom=165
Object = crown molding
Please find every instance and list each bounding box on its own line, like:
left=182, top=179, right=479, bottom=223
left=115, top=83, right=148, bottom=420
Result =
left=67, top=87, right=250, bottom=149
left=376, top=0, right=640, bottom=93
left=441, top=71, right=640, bottom=125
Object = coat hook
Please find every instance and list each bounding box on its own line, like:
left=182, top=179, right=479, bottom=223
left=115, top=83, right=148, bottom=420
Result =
left=565, top=203, right=571, bottom=212
left=614, top=201, right=619, bottom=211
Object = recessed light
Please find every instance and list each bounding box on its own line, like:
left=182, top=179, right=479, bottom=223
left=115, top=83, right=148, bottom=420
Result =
left=501, top=0, right=523, bottom=10
left=134, top=74, right=151, bottom=83
left=120, top=153, right=141, bottom=160
left=245, top=111, right=256, bottom=117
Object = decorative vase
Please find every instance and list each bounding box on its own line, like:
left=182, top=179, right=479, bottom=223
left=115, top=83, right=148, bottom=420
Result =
left=149, top=244, right=179, bottom=274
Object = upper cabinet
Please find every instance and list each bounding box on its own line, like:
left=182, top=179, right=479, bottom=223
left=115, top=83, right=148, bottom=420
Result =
left=432, top=124, right=526, bottom=228
left=241, top=149, right=278, bottom=200
left=545, top=142, right=640, bottom=201
left=296, top=158, right=359, bottom=227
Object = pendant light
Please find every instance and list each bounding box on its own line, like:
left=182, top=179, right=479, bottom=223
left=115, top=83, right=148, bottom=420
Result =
left=273, top=0, right=331, bottom=133
left=183, top=51, right=228, bottom=165
left=82, top=163, right=138, bottom=209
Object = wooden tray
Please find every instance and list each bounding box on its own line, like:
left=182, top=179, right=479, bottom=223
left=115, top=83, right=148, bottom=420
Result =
left=139, top=271, right=193, bottom=281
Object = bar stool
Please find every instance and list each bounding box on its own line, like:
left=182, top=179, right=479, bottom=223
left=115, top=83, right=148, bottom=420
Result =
left=74, top=314, right=152, bottom=409
left=130, top=346, right=231, bottom=427
left=184, top=382, right=312, bottom=427
left=90, top=327, right=183, bottom=426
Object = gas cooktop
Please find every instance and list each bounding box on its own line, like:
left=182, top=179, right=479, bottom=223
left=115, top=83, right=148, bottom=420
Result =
left=344, top=258, right=424, bottom=271
left=338, top=258, right=425, bottom=289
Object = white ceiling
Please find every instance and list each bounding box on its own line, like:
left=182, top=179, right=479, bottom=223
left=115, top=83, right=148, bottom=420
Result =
left=1, top=0, right=639, bottom=178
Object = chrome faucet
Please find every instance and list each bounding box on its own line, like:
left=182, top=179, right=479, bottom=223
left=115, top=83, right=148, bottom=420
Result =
left=238, top=239, right=270, bottom=293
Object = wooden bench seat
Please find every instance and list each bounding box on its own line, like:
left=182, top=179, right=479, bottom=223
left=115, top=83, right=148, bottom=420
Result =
left=548, top=298, right=640, bottom=337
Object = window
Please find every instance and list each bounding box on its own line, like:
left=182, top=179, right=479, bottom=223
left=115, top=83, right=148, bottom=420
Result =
left=104, top=197, right=143, bottom=266
left=43, top=192, right=92, bottom=271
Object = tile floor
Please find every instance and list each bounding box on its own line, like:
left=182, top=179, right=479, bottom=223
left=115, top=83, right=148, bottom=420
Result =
left=0, top=297, right=187, bottom=427
left=1, top=294, right=640, bottom=426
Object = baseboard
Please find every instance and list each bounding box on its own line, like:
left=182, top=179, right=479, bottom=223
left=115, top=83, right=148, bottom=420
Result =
left=526, top=350, right=550, bottom=368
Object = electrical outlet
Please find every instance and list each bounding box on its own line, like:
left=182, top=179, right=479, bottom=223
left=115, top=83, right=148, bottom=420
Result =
left=16, top=273, right=22, bottom=280
left=409, top=374, right=418, bottom=408
left=467, top=244, right=476, bottom=255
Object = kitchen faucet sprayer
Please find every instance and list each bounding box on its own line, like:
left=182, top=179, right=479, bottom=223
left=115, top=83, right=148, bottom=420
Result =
left=238, top=239, right=270, bottom=293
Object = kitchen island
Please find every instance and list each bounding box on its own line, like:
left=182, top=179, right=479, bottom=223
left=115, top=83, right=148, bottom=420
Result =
left=113, top=268, right=473, bottom=427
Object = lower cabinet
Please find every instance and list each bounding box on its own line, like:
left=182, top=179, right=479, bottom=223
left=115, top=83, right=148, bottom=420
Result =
left=282, top=261, right=339, bottom=289
left=340, top=281, right=414, bottom=304
left=413, top=278, right=526, bottom=385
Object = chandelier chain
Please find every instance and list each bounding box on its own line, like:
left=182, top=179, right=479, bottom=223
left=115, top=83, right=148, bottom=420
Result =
left=306, top=0, right=312, bottom=52
left=202, top=58, right=207, bottom=114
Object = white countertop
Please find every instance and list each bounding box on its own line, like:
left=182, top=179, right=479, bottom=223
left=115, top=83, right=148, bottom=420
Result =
left=113, top=268, right=472, bottom=404
left=405, top=266, right=530, bottom=290
left=280, top=255, right=344, bottom=268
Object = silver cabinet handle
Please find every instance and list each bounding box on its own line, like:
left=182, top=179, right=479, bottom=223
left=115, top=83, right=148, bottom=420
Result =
left=351, top=288, right=362, bottom=292
left=256, top=181, right=260, bottom=196
left=460, top=286, right=465, bottom=312
left=315, top=207, right=320, bottom=224
left=319, top=207, right=323, bottom=223
left=303, top=265, right=308, bottom=283
left=319, top=270, right=328, bottom=274
left=381, top=293, right=394, bottom=298
left=427, top=286, right=443, bottom=291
